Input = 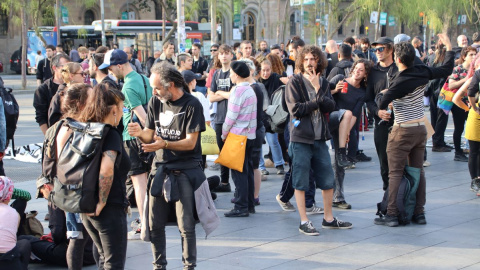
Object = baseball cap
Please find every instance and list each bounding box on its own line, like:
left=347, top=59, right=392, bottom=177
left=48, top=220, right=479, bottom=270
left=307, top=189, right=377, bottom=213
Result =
left=394, top=34, right=411, bottom=44
left=372, top=37, right=394, bottom=46
left=36, top=175, right=50, bottom=199
left=181, top=70, right=201, bottom=84
left=98, top=49, right=128, bottom=69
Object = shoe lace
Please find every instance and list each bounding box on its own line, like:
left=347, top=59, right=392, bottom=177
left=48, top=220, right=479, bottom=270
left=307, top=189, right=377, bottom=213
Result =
left=306, top=221, right=315, bottom=230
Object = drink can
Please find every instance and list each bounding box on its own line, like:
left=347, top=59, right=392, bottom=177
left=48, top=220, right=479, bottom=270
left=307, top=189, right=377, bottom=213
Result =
left=341, top=81, right=348, bottom=93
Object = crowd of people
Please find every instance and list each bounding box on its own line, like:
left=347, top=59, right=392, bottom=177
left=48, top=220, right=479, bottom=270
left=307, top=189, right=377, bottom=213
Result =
left=0, top=30, right=480, bottom=270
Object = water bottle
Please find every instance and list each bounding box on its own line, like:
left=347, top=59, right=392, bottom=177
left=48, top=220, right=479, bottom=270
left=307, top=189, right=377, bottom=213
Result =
left=378, top=108, right=391, bottom=125
left=292, top=118, right=300, bottom=127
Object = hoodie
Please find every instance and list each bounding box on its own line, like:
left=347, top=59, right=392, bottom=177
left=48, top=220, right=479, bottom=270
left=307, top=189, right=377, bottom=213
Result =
left=379, top=51, right=454, bottom=123
left=327, top=59, right=353, bottom=81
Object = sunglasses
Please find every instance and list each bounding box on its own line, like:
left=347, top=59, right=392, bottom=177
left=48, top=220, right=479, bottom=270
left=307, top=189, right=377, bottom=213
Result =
left=373, top=47, right=386, bottom=53
left=210, top=49, right=218, bottom=52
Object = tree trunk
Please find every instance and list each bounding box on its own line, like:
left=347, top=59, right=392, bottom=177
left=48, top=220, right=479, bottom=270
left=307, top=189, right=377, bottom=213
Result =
left=275, top=0, right=281, bottom=43
left=327, top=7, right=359, bottom=40
left=159, top=0, right=177, bottom=41
left=210, top=0, right=217, bottom=44
left=21, top=5, right=27, bottom=89
left=281, top=0, right=289, bottom=41
left=374, top=0, right=382, bottom=41
left=152, top=0, right=162, bottom=20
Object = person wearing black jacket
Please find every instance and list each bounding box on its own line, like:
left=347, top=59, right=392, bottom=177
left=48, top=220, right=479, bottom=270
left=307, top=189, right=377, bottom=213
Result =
left=285, top=45, right=352, bottom=235
left=33, top=54, right=71, bottom=134
left=365, top=37, right=397, bottom=191
left=327, top=44, right=353, bottom=81
left=36, top=45, right=56, bottom=86
left=374, top=34, right=455, bottom=227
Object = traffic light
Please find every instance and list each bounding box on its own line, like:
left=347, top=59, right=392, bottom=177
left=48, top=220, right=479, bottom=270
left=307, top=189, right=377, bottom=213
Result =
left=365, top=26, right=369, bottom=35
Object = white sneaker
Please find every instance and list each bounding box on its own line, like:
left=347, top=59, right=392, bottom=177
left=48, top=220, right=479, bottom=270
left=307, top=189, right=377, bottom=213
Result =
left=130, top=218, right=141, bottom=229
left=306, top=205, right=324, bottom=215
left=275, top=194, right=296, bottom=212
left=423, top=160, right=431, bottom=167
left=127, top=228, right=141, bottom=240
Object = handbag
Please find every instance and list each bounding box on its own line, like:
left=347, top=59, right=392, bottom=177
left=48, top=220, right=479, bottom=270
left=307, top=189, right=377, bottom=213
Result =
left=214, top=132, right=247, bottom=172
left=201, top=125, right=220, bottom=155
left=437, top=81, right=455, bottom=114
left=129, top=75, right=155, bottom=164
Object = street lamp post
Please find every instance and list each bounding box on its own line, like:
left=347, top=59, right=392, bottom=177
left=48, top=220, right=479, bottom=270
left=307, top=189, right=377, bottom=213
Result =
left=177, top=0, right=186, bottom=52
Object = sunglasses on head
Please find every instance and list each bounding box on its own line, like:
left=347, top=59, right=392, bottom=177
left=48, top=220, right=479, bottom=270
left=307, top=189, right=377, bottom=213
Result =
left=373, top=47, right=386, bottom=53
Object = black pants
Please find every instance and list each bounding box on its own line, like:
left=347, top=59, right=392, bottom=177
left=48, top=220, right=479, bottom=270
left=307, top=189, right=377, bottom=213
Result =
left=374, top=123, right=391, bottom=190
left=468, top=140, right=480, bottom=179
left=451, top=105, right=468, bottom=154
left=231, top=139, right=255, bottom=211
left=429, top=92, right=439, bottom=129
left=82, top=204, right=127, bottom=270
left=0, top=239, right=30, bottom=270
left=214, top=124, right=230, bottom=184
left=432, top=109, right=449, bottom=147
left=347, top=120, right=360, bottom=159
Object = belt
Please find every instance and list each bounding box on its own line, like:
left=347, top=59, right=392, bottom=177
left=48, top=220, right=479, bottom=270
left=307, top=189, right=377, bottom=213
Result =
left=394, top=122, right=425, bottom=127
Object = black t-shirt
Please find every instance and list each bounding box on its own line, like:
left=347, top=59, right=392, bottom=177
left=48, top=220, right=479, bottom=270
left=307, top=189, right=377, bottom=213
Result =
left=251, top=83, right=265, bottom=129
left=102, top=128, right=130, bottom=206
left=146, top=92, right=206, bottom=164
left=210, top=69, right=233, bottom=124
left=329, top=75, right=366, bottom=117
left=192, top=56, right=208, bottom=87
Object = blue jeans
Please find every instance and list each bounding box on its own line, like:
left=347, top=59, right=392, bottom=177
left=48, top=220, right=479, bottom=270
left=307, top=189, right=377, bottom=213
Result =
left=289, top=140, right=335, bottom=191
left=259, top=132, right=285, bottom=170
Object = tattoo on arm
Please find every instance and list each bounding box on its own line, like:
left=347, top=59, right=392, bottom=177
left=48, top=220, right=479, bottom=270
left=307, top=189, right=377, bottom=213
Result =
left=98, top=151, right=117, bottom=204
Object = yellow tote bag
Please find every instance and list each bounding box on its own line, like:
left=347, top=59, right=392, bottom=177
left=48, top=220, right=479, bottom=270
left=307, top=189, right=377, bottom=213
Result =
left=201, top=125, right=220, bottom=155
left=214, top=132, right=247, bottom=172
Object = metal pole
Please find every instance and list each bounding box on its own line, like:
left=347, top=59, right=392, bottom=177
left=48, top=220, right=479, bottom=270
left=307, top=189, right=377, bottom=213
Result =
left=177, top=0, right=186, bottom=53
left=101, top=0, right=106, bottom=46
left=162, top=4, right=165, bottom=40
left=56, top=0, right=61, bottom=45
left=127, top=0, right=129, bottom=19
left=300, top=0, right=304, bottom=40
left=211, top=0, right=217, bottom=44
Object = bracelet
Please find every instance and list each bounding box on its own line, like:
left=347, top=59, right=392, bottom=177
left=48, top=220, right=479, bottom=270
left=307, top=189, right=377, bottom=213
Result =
left=164, top=140, right=169, bottom=149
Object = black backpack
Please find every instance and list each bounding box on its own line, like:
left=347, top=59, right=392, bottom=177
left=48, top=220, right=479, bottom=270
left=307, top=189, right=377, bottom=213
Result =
left=376, top=166, right=421, bottom=225
left=0, top=77, right=20, bottom=152
left=44, top=118, right=113, bottom=213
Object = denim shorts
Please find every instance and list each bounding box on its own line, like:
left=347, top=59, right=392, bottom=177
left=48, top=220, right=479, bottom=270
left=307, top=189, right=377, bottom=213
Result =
left=328, top=109, right=346, bottom=133
left=288, top=140, right=334, bottom=191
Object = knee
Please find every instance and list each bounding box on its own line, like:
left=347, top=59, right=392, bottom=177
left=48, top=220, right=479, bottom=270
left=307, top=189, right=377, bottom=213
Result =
left=343, top=110, right=353, bottom=120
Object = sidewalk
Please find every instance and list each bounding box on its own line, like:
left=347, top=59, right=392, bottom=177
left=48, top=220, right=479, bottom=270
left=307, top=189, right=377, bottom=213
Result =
left=1, top=74, right=38, bottom=94
left=12, top=127, right=479, bottom=270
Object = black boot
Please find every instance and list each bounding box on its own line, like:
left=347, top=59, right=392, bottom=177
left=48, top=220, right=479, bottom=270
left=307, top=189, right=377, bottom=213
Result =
left=336, top=148, right=353, bottom=168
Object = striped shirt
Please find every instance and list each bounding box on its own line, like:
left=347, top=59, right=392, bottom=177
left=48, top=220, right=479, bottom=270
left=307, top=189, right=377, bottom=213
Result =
left=392, top=84, right=426, bottom=123
left=222, top=82, right=257, bottom=140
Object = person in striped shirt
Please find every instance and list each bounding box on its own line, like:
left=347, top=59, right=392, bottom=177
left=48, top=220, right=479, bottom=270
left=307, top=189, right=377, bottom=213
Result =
left=222, top=61, right=257, bottom=217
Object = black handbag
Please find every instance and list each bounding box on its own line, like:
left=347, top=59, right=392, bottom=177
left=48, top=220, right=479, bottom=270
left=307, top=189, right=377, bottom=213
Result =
left=129, top=75, right=154, bottom=164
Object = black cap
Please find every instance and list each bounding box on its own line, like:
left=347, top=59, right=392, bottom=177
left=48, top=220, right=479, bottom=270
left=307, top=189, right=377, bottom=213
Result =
left=230, top=61, right=250, bottom=78
left=372, top=37, right=394, bottom=46
left=181, top=70, right=201, bottom=84
left=270, top=44, right=281, bottom=50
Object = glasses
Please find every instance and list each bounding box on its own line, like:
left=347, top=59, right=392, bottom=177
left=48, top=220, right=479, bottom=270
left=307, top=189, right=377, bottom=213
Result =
left=210, top=49, right=218, bottom=52
left=373, top=47, right=386, bottom=53
left=73, top=72, right=86, bottom=77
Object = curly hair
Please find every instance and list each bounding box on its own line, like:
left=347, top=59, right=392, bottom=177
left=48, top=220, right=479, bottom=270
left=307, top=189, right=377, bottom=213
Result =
left=295, top=45, right=327, bottom=74
left=350, top=59, right=373, bottom=87
left=151, top=61, right=190, bottom=93
left=266, top=53, right=285, bottom=75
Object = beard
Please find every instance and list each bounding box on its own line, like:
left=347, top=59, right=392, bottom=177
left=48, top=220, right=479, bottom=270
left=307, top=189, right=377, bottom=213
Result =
left=89, top=70, right=97, bottom=79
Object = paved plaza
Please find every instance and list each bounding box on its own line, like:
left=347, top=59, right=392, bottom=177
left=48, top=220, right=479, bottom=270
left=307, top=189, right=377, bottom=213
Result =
left=3, top=76, right=480, bottom=269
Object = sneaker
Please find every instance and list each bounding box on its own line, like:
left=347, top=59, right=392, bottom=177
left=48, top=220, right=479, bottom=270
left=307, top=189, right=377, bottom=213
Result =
left=306, top=205, right=324, bottom=215
left=213, top=183, right=231, bottom=192
left=299, top=221, right=320, bottom=236
left=423, top=160, right=431, bottom=167
left=127, top=228, right=141, bottom=240
left=355, top=150, right=372, bottom=162
left=261, top=169, right=269, bottom=175
left=254, top=197, right=260, bottom=206
left=374, top=215, right=399, bottom=227
left=276, top=165, right=285, bottom=175
left=336, top=152, right=353, bottom=168
left=432, top=146, right=452, bottom=152
left=248, top=207, right=255, bottom=214
left=332, top=201, right=352, bottom=209
left=454, top=153, right=468, bottom=162
left=322, top=217, right=353, bottom=229
left=470, top=178, right=480, bottom=192
left=224, top=208, right=249, bottom=217
left=275, top=194, right=296, bottom=212
left=130, top=218, right=141, bottom=229
left=411, top=213, right=427, bottom=225
left=209, top=163, right=221, bottom=171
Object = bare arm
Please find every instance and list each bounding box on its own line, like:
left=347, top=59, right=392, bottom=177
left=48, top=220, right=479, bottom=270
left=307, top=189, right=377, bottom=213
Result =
left=87, top=150, right=117, bottom=216
left=448, top=77, right=468, bottom=91
left=208, top=89, right=226, bottom=102
left=127, top=122, right=155, bottom=144
left=141, top=132, right=200, bottom=152
left=216, top=90, right=230, bottom=100
left=132, top=105, right=147, bottom=127
left=40, top=124, right=48, bottom=135
left=452, top=78, right=471, bottom=112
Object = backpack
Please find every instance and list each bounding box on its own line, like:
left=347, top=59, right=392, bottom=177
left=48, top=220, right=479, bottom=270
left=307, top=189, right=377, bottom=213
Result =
left=46, top=119, right=112, bottom=213
left=22, top=211, right=44, bottom=238
left=0, top=77, right=20, bottom=153
left=265, top=86, right=289, bottom=133
left=376, top=166, right=421, bottom=225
